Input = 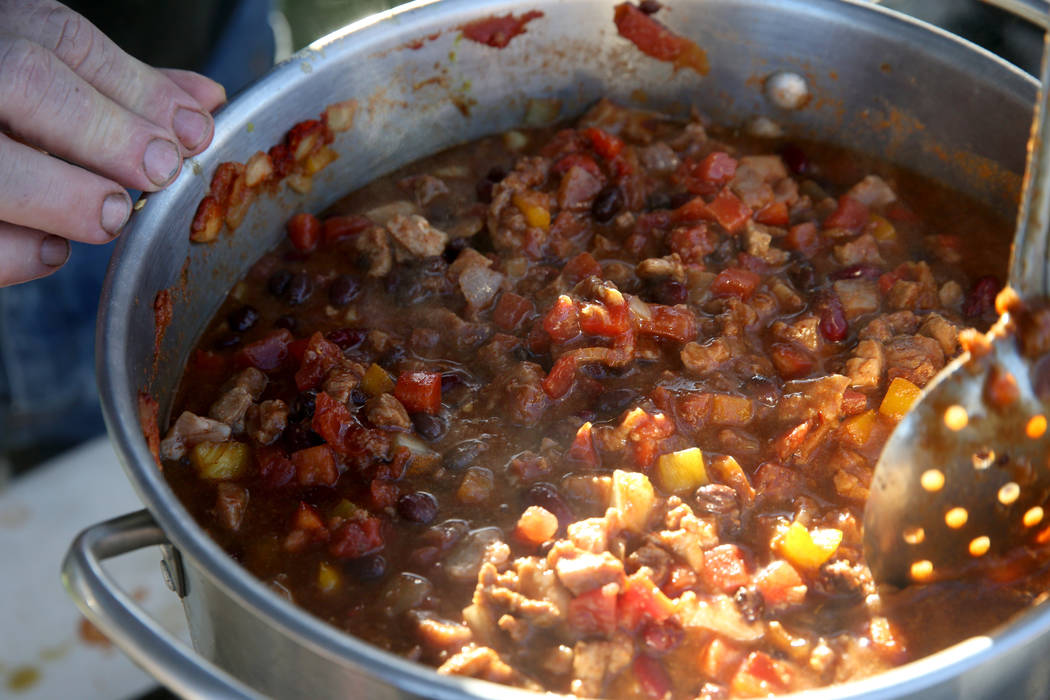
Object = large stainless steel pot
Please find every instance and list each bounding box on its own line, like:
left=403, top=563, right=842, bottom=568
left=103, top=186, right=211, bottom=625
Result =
left=62, top=0, right=1050, bottom=697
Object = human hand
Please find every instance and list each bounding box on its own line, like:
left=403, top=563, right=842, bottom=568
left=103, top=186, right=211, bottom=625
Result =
left=0, top=0, right=227, bottom=286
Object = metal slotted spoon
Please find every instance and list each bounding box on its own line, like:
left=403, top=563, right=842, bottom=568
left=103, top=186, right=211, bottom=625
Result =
left=862, top=32, right=1050, bottom=587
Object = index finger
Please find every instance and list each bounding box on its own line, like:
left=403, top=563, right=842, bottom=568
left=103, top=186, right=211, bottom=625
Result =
left=6, top=0, right=224, bottom=154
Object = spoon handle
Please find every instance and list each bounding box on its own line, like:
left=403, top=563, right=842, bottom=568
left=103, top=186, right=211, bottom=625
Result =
left=1010, top=31, right=1050, bottom=299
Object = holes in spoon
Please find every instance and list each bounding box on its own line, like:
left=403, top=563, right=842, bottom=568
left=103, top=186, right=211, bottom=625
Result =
left=945, top=507, right=968, bottom=529
left=921, top=469, right=945, bottom=492
left=1026, top=414, right=1047, bottom=439
left=902, top=527, right=924, bottom=545
left=943, top=405, right=968, bottom=431
left=909, top=560, right=934, bottom=582
left=1023, top=506, right=1044, bottom=528
left=972, top=448, right=995, bottom=470
left=969, top=536, right=990, bottom=557
left=998, top=481, right=1020, bottom=506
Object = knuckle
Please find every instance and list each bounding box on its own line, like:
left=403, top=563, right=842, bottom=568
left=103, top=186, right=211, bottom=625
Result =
left=44, top=7, right=95, bottom=70
left=0, top=38, right=54, bottom=110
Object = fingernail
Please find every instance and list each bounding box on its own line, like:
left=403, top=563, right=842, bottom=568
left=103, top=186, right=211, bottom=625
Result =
left=143, top=138, right=181, bottom=187
left=173, top=107, right=211, bottom=150
left=101, top=192, right=131, bottom=236
left=40, top=235, right=70, bottom=267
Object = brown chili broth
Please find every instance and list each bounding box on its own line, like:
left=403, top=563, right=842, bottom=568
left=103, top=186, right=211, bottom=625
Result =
left=164, top=115, right=1046, bottom=695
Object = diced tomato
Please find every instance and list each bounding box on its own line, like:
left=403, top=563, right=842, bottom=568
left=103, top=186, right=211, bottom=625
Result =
left=292, top=501, right=327, bottom=534
left=376, top=445, right=411, bottom=482
left=287, top=338, right=309, bottom=364
left=824, top=195, right=869, bottom=232
left=256, top=446, right=295, bottom=489
left=707, top=187, right=752, bottom=233
left=561, top=251, right=603, bottom=285
left=841, top=388, right=869, bottom=416
left=619, top=574, right=675, bottom=631
left=579, top=296, right=631, bottom=337
left=526, top=322, right=551, bottom=355
left=567, top=582, right=619, bottom=637
left=493, top=291, right=536, bottom=331
left=543, top=295, right=581, bottom=342
left=583, top=127, right=624, bottom=159
left=701, top=544, right=751, bottom=594
left=552, top=152, right=604, bottom=179
left=613, top=2, right=708, bottom=74
left=886, top=201, right=919, bottom=222
left=267, top=143, right=295, bottom=178
left=567, top=422, right=599, bottom=467
left=754, top=200, right=789, bottom=226
left=730, top=651, right=792, bottom=696
left=328, top=515, right=384, bottom=559
left=236, top=329, right=293, bottom=371
left=191, top=349, right=229, bottom=379
left=394, top=371, right=442, bottom=414
left=878, top=270, right=902, bottom=295
left=294, top=331, right=343, bottom=391
left=287, top=212, right=321, bottom=253
left=755, top=560, right=806, bottom=608
left=671, top=195, right=710, bottom=223
left=291, top=445, right=338, bottom=487
left=608, top=153, right=633, bottom=178
left=711, top=267, right=761, bottom=300
left=369, top=478, right=399, bottom=510
left=633, top=655, right=672, bottom=700
left=783, top=221, right=819, bottom=252
left=635, top=304, right=697, bottom=342
left=698, top=151, right=737, bottom=185
left=322, top=215, right=371, bottom=244
left=539, top=128, right=585, bottom=160
left=770, top=342, right=814, bottom=380
left=667, top=223, right=716, bottom=263
left=542, top=354, right=578, bottom=399
left=313, top=391, right=368, bottom=456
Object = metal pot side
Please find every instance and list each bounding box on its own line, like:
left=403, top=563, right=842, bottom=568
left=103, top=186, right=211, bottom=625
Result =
left=82, top=0, right=1050, bottom=698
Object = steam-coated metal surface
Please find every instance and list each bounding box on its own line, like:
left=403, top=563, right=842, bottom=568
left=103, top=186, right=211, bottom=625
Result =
left=66, top=0, right=1050, bottom=698
left=864, top=24, right=1050, bottom=586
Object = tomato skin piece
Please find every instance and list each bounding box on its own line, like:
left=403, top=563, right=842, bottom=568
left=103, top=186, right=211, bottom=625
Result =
left=613, top=2, right=709, bottom=73
left=394, top=371, right=442, bottom=414
left=707, top=187, right=752, bottom=233
left=824, top=195, right=870, bottom=232
left=755, top=200, right=789, bottom=226
left=287, top=212, right=321, bottom=253
left=291, top=444, right=338, bottom=487
left=256, top=446, right=295, bottom=489
left=567, top=583, right=619, bottom=637
left=698, top=151, right=737, bottom=185
left=493, top=291, right=536, bottom=331
left=770, top=342, right=815, bottom=380
left=561, top=251, right=603, bottom=285
left=583, top=127, right=624, bottom=159
left=701, top=544, right=751, bottom=594
left=312, top=391, right=366, bottom=456
left=635, top=304, right=697, bottom=342
left=542, top=354, right=578, bottom=399
left=294, top=331, right=343, bottom=391
left=567, top=422, right=599, bottom=467
left=328, top=515, right=384, bottom=559
left=543, top=295, right=581, bottom=343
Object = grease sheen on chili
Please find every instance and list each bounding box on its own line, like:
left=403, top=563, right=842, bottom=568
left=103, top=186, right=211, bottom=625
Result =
left=161, top=99, right=1050, bottom=699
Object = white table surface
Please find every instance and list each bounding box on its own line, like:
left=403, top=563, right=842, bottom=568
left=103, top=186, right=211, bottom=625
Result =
left=0, top=437, right=189, bottom=699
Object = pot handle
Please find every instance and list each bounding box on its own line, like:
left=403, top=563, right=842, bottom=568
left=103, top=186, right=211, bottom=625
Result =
left=62, top=510, right=263, bottom=700
left=980, top=0, right=1049, bottom=28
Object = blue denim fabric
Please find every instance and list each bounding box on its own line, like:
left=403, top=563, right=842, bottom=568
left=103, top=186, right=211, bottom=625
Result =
left=0, top=0, right=275, bottom=455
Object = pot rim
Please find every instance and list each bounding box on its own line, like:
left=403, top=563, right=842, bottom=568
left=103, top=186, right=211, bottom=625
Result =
left=97, top=0, right=1048, bottom=698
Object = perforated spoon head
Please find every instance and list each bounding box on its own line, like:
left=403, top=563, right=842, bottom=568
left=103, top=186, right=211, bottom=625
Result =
left=863, top=314, right=1050, bottom=586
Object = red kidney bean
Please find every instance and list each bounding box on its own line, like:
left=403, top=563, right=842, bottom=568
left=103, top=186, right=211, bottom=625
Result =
left=641, top=620, right=683, bottom=654
left=639, top=0, right=662, bottom=13
left=817, top=293, right=848, bottom=342
left=963, top=275, right=1000, bottom=318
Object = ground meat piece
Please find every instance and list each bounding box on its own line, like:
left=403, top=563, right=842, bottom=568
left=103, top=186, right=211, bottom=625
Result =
left=366, top=393, right=412, bottom=431
left=834, top=233, right=884, bottom=267
left=387, top=213, right=449, bottom=258
left=448, top=247, right=493, bottom=279
left=637, top=141, right=680, bottom=172
left=488, top=156, right=550, bottom=252
left=832, top=279, right=879, bottom=320
left=567, top=517, right=611, bottom=553
left=160, top=411, right=232, bottom=460
left=731, top=155, right=787, bottom=210
left=780, top=375, right=851, bottom=422
left=570, top=634, right=634, bottom=698
left=657, top=503, right=718, bottom=571
left=248, top=399, right=288, bottom=445
left=845, top=339, right=884, bottom=390
left=484, top=362, right=549, bottom=426
left=549, top=541, right=625, bottom=595
left=846, top=174, right=896, bottom=208
left=476, top=334, right=523, bottom=376
left=681, top=338, right=732, bottom=375
left=815, top=559, right=874, bottom=600
left=558, top=165, right=604, bottom=211
left=208, top=385, right=253, bottom=432
left=883, top=334, right=944, bottom=386
left=858, top=310, right=919, bottom=342
left=771, top=316, right=820, bottom=352
left=399, top=174, right=449, bottom=206
left=411, top=610, right=474, bottom=656
left=356, top=225, right=393, bottom=277
left=637, top=254, right=686, bottom=282
left=744, top=223, right=789, bottom=265
left=322, top=361, right=366, bottom=405
left=626, top=542, right=673, bottom=586
left=230, top=367, right=267, bottom=400
left=919, top=312, right=959, bottom=357
left=437, top=644, right=532, bottom=687
left=215, top=482, right=248, bottom=531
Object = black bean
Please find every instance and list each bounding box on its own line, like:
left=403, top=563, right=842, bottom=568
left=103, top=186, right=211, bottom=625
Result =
left=486, top=166, right=507, bottom=182
left=649, top=279, right=687, bottom=306
left=695, top=484, right=742, bottom=538
left=444, top=439, right=485, bottom=470
left=274, top=314, right=297, bottom=332
left=349, top=388, right=368, bottom=406
left=639, top=0, right=662, bottom=13
left=646, top=191, right=672, bottom=211
left=733, top=586, right=765, bottom=623
left=596, top=388, right=636, bottom=416
left=267, top=269, right=292, bottom=298
left=443, top=236, right=469, bottom=264
left=440, top=372, right=464, bottom=392
left=328, top=275, right=361, bottom=306
left=412, top=413, right=446, bottom=441
left=289, top=390, right=317, bottom=423
left=476, top=179, right=495, bottom=204
left=397, top=491, right=439, bottom=523
left=780, top=143, right=810, bottom=175
left=788, top=258, right=816, bottom=291
left=227, top=305, right=259, bottom=332
left=349, top=554, right=387, bottom=581
left=668, top=191, right=695, bottom=209
left=284, top=272, right=313, bottom=306
left=282, top=423, right=323, bottom=452
left=592, top=185, right=624, bottom=223
left=213, top=333, right=241, bottom=349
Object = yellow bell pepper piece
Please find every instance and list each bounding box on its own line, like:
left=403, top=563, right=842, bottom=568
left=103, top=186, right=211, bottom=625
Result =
left=190, top=441, right=249, bottom=481
left=611, top=469, right=655, bottom=533
left=512, top=191, right=551, bottom=231
left=318, top=562, right=342, bottom=593
left=654, top=447, right=709, bottom=494
left=776, top=521, right=843, bottom=570
left=879, top=377, right=921, bottom=421
left=361, top=362, right=394, bottom=396
left=868, top=214, right=897, bottom=242
left=841, top=409, right=876, bottom=447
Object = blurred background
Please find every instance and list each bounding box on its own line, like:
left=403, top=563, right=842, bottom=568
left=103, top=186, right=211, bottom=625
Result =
left=0, top=0, right=1042, bottom=698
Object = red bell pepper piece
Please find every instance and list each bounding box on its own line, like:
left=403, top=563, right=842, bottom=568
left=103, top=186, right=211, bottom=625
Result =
left=394, top=371, right=442, bottom=414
